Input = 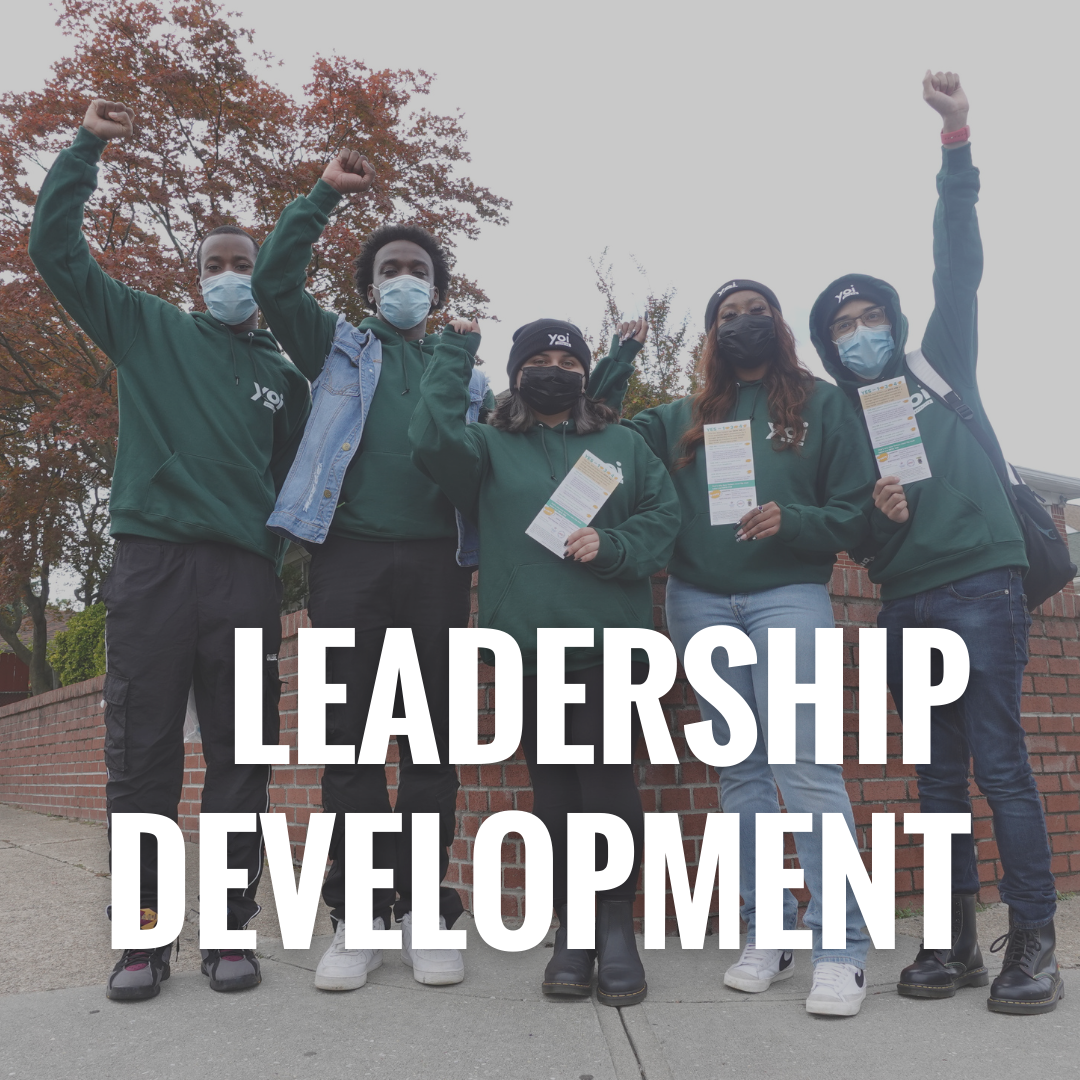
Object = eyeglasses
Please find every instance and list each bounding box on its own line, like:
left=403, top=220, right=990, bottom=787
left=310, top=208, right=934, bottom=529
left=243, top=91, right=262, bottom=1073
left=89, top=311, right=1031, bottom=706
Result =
left=830, top=305, right=890, bottom=342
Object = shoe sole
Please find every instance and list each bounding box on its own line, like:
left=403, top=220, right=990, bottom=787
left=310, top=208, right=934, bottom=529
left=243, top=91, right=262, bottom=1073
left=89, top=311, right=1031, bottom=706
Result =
left=897, top=969, right=989, bottom=998
left=542, top=980, right=593, bottom=997
left=987, top=981, right=1064, bottom=1015
left=315, top=954, right=382, bottom=991
left=596, top=982, right=647, bottom=1008
left=725, top=964, right=796, bottom=994
left=201, top=963, right=262, bottom=993
left=805, top=994, right=865, bottom=1017
left=401, top=954, right=464, bottom=985
left=106, top=966, right=170, bottom=1002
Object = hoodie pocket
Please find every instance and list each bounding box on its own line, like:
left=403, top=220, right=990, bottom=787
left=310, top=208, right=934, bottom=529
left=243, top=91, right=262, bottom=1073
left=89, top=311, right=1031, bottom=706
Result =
left=140, top=453, right=272, bottom=539
left=484, top=562, right=641, bottom=660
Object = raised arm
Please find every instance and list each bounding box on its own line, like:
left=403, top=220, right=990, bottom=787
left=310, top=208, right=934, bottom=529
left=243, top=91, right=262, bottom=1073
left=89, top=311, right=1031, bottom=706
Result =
left=28, top=100, right=147, bottom=362
left=919, top=70, right=982, bottom=389
left=251, top=150, right=375, bottom=381
left=583, top=318, right=648, bottom=412
left=409, top=321, right=488, bottom=517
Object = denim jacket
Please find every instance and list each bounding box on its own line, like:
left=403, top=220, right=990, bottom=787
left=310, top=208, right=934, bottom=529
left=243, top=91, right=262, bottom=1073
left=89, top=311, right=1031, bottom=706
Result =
left=268, top=315, right=487, bottom=565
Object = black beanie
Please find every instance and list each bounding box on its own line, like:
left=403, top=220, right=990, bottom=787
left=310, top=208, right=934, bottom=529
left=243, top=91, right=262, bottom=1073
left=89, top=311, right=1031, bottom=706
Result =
left=507, top=319, right=592, bottom=386
left=816, top=280, right=891, bottom=340
left=704, top=279, right=782, bottom=331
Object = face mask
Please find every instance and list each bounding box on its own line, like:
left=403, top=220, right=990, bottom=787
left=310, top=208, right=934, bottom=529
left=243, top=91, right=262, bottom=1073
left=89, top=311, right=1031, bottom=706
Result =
left=716, top=314, right=777, bottom=368
left=516, top=365, right=585, bottom=414
left=201, top=271, right=257, bottom=325
left=836, top=324, right=894, bottom=380
left=374, top=275, right=435, bottom=330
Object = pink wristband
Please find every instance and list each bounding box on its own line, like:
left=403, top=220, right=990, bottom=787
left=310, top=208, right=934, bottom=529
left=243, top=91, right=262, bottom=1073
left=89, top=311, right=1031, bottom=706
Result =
left=941, top=125, right=970, bottom=146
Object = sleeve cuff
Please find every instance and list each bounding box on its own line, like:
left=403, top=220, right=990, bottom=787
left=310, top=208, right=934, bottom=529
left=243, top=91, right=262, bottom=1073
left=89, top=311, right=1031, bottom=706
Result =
left=616, top=337, right=644, bottom=364
left=590, top=529, right=620, bottom=571
left=308, top=179, right=343, bottom=214
left=72, top=127, right=107, bottom=164
left=439, top=326, right=482, bottom=358
left=942, top=141, right=973, bottom=169
left=776, top=505, right=802, bottom=543
left=872, top=507, right=906, bottom=535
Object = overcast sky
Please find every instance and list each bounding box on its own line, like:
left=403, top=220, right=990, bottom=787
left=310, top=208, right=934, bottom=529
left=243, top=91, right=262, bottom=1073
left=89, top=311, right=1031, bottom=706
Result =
left=5, top=0, right=1078, bottom=476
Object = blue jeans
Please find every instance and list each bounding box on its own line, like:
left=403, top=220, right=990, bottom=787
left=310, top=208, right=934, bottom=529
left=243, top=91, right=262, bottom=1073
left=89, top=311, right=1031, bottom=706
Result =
left=666, top=575, right=871, bottom=968
left=878, top=567, right=1056, bottom=928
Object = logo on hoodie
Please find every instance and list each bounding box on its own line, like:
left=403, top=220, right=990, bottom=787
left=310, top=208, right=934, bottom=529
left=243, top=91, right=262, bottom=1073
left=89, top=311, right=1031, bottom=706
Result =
left=834, top=286, right=859, bottom=305
left=251, top=382, right=283, bottom=412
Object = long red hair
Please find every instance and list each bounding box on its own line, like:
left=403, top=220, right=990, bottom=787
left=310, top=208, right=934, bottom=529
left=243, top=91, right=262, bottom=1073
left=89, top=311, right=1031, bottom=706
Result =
left=674, top=305, right=815, bottom=469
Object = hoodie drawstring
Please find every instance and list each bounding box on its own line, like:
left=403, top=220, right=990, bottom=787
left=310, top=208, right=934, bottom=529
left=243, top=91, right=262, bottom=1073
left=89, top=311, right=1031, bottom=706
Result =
left=540, top=425, right=556, bottom=480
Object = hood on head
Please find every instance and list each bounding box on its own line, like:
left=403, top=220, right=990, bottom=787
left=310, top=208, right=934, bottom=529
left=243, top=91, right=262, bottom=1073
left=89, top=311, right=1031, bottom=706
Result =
left=809, top=274, right=909, bottom=401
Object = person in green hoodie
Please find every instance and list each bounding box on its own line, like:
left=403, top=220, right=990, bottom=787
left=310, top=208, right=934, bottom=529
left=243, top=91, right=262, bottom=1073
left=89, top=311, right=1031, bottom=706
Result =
left=588, top=281, right=877, bottom=1016
left=809, top=71, right=1062, bottom=1015
left=250, top=150, right=495, bottom=993
left=410, top=315, right=679, bottom=1007
left=28, top=99, right=311, bottom=1002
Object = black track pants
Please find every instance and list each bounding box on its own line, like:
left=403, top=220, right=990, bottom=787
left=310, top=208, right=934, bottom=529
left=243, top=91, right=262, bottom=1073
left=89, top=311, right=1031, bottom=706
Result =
left=311, top=534, right=471, bottom=928
left=520, top=664, right=647, bottom=907
left=101, top=536, right=283, bottom=929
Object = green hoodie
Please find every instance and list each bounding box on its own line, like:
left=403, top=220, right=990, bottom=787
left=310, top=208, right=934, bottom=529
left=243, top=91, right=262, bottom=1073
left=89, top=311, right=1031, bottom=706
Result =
left=251, top=179, right=494, bottom=543
left=588, top=341, right=876, bottom=595
left=28, top=128, right=310, bottom=565
left=409, top=328, right=681, bottom=674
left=809, top=144, right=1026, bottom=601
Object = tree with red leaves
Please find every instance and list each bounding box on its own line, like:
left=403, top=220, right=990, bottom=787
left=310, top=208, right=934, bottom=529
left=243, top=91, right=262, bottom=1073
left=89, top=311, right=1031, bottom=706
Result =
left=0, top=0, right=508, bottom=693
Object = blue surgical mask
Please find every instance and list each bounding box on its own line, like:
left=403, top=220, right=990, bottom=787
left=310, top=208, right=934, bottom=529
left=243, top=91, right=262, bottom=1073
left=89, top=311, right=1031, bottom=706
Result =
left=836, top=324, right=894, bottom=380
left=201, top=271, right=258, bottom=325
left=375, top=275, right=435, bottom=330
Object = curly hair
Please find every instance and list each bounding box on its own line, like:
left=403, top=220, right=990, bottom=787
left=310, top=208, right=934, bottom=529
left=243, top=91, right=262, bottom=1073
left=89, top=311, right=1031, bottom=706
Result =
left=674, top=304, right=816, bottom=469
left=353, top=224, right=451, bottom=311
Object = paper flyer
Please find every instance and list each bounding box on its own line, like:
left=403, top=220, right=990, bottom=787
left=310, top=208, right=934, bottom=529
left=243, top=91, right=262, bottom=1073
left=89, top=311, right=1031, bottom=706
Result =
left=857, top=377, right=933, bottom=483
left=703, top=419, right=757, bottom=525
left=526, top=449, right=623, bottom=556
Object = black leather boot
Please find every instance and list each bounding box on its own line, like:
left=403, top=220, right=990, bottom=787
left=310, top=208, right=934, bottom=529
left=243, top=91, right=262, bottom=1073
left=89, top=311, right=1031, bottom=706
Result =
left=987, top=914, right=1064, bottom=1014
left=542, top=905, right=595, bottom=997
left=595, top=900, right=646, bottom=1007
left=897, top=892, right=988, bottom=998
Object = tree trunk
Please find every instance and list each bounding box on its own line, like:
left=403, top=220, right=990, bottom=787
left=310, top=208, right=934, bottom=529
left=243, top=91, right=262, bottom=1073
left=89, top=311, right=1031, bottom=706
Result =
left=0, top=577, right=57, bottom=697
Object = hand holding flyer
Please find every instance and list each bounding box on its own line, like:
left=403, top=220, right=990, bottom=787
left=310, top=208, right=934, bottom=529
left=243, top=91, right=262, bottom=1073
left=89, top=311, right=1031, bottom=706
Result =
left=857, top=377, right=932, bottom=484
left=526, top=449, right=623, bottom=557
left=704, top=420, right=757, bottom=525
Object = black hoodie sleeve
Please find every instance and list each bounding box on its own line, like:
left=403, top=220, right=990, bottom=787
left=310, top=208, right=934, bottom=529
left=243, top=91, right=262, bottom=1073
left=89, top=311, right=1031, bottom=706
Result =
left=920, top=143, right=982, bottom=389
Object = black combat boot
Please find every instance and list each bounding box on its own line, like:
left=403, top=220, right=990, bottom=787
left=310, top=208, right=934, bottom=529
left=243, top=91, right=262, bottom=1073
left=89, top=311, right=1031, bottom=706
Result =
left=542, top=904, right=595, bottom=997
left=897, top=892, right=988, bottom=998
left=987, top=914, right=1064, bottom=1014
left=595, top=900, right=646, bottom=1007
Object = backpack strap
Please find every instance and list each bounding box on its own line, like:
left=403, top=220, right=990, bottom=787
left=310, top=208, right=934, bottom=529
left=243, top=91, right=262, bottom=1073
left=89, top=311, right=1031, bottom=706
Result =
left=903, top=348, right=975, bottom=421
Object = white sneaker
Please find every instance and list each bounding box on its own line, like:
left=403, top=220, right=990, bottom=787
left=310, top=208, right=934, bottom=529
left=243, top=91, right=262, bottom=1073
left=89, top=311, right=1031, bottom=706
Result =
left=314, top=917, right=384, bottom=991
left=400, top=912, right=464, bottom=986
left=724, top=942, right=796, bottom=992
left=805, top=962, right=866, bottom=1016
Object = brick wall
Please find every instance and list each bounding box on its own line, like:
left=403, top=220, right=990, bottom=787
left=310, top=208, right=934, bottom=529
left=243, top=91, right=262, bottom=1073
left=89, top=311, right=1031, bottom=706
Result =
left=2, top=563, right=1077, bottom=927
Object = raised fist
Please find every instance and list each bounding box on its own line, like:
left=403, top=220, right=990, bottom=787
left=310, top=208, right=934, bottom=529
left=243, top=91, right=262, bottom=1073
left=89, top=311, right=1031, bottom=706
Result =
left=447, top=318, right=480, bottom=335
left=322, top=149, right=376, bottom=196
left=618, top=315, right=648, bottom=345
left=82, top=99, right=135, bottom=141
left=922, top=70, right=969, bottom=131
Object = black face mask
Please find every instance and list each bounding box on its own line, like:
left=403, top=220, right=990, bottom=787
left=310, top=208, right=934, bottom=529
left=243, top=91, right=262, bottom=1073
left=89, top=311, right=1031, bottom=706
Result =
left=716, top=314, right=778, bottom=368
left=516, top=365, right=585, bottom=414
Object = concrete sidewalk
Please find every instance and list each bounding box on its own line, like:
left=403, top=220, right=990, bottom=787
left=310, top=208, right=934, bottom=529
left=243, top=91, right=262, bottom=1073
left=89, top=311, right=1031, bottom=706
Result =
left=1, top=804, right=1076, bottom=1080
